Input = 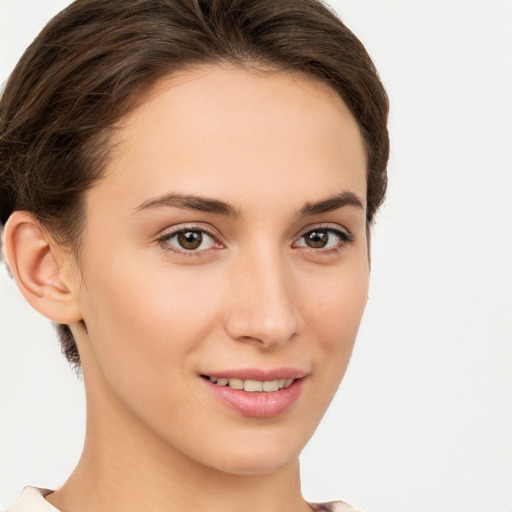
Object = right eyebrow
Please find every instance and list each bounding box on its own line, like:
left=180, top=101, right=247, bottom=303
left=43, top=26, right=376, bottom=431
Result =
left=132, top=192, right=241, bottom=218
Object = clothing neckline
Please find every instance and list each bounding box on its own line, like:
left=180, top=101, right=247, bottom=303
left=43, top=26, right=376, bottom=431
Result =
left=7, top=485, right=362, bottom=512
left=7, top=487, right=59, bottom=512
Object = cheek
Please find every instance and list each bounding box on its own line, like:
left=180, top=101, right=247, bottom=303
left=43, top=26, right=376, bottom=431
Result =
left=76, top=261, right=225, bottom=440
left=305, top=262, right=369, bottom=346
left=301, top=260, right=369, bottom=398
left=78, top=254, right=221, bottom=398
left=84, top=254, right=214, bottom=342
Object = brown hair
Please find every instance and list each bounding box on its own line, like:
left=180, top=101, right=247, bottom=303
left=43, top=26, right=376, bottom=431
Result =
left=0, top=0, right=389, bottom=368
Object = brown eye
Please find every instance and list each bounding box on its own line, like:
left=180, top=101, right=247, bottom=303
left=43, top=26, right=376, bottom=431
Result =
left=304, top=230, right=329, bottom=248
left=177, top=230, right=203, bottom=250
left=295, top=227, right=351, bottom=251
left=159, top=228, right=217, bottom=253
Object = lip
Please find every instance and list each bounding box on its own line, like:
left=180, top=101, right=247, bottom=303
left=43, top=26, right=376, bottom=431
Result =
left=200, top=368, right=307, bottom=419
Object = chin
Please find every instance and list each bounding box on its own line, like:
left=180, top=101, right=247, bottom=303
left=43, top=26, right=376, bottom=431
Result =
left=215, top=450, right=300, bottom=476
left=198, top=429, right=308, bottom=476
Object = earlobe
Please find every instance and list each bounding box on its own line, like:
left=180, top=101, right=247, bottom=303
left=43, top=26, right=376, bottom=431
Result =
left=3, top=211, right=82, bottom=324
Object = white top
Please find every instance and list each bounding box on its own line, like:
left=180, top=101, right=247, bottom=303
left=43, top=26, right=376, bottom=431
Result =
left=6, top=486, right=362, bottom=512
left=5, top=487, right=58, bottom=512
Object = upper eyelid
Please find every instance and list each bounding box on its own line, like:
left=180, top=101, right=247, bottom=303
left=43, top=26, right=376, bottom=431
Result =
left=295, top=223, right=352, bottom=239
left=158, top=223, right=221, bottom=240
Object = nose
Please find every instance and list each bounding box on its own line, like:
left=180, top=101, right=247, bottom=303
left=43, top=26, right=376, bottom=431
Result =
left=223, top=248, right=299, bottom=349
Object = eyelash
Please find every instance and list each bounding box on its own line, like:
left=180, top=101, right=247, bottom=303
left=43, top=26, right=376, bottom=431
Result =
left=155, top=224, right=354, bottom=257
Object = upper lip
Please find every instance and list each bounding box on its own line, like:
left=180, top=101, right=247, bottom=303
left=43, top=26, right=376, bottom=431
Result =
left=200, top=367, right=308, bottom=381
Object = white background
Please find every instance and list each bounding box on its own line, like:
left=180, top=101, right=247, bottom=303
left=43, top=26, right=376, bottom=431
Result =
left=1, top=1, right=511, bottom=511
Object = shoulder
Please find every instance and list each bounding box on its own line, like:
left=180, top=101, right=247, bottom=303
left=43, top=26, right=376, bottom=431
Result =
left=310, top=500, right=364, bottom=512
left=5, top=487, right=58, bottom=512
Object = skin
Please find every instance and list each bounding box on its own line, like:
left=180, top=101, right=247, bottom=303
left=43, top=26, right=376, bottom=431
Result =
left=5, top=64, right=369, bottom=512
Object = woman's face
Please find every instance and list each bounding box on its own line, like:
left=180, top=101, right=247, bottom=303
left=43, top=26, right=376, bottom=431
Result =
left=72, top=64, right=369, bottom=474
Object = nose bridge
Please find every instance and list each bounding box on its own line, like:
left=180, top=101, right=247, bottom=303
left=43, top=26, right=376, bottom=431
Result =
left=225, top=243, right=298, bottom=348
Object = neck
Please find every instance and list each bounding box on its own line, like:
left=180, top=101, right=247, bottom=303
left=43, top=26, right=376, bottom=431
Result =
left=46, top=365, right=310, bottom=512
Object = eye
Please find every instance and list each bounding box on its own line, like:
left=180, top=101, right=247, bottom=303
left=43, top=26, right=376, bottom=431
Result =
left=157, top=227, right=220, bottom=253
left=294, top=227, right=352, bottom=251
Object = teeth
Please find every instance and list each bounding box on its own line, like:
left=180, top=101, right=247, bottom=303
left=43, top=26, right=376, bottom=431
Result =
left=262, top=380, right=279, bottom=392
left=228, top=378, right=244, bottom=390
left=244, top=379, right=263, bottom=392
left=207, top=376, right=296, bottom=392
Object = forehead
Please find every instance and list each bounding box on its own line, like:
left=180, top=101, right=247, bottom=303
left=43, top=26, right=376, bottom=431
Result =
left=89, top=64, right=367, bottom=216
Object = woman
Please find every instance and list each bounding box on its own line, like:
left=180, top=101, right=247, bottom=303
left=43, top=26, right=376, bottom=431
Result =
left=0, top=1, right=388, bottom=511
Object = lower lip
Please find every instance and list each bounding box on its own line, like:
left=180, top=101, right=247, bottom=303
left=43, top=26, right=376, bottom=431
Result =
left=202, top=378, right=305, bottom=418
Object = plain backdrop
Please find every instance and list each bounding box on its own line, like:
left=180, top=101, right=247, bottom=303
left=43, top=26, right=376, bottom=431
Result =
left=1, top=1, right=511, bottom=511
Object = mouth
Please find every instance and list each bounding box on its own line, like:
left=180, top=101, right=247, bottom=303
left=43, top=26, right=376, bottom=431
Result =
left=200, top=370, right=307, bottom=418
left=201, top=375, right=296, bottom=392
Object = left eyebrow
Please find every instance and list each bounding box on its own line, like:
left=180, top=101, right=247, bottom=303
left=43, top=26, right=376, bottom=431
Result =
left=297, top=191, right=365, bottom=217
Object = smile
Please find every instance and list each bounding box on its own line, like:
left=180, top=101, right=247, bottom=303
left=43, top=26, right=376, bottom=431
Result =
left=204, top=376, right=295, bottom=392
left=201, top=370, right=307, bottom=418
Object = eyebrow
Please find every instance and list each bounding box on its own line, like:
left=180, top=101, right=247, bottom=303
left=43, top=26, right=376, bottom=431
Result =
left=134, top=191, right=364, bottom=218
left=134, top=193, right=241, bottom=217
left=297, top=191, right=364, bottom=217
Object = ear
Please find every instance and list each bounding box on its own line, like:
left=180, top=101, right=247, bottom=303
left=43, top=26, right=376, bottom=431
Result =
left=3, top=211, right=82, bottom=324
